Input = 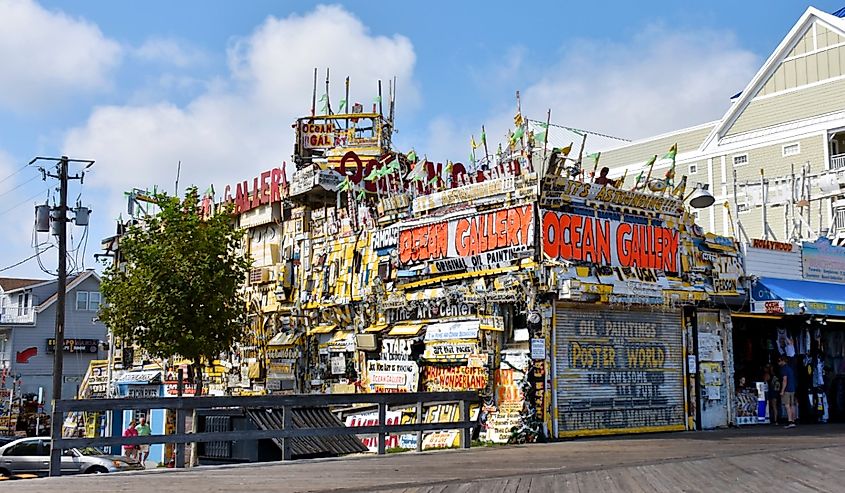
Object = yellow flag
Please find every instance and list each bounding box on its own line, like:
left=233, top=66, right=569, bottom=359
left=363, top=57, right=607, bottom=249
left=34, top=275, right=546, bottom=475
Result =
left=514, top=112, right=524, bottom=128
left=471, top=135, right=478, bottom=150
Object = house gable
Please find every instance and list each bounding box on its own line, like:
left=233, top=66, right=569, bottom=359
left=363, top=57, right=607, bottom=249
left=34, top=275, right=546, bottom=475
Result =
left=704, top=8, right=845, bottom=146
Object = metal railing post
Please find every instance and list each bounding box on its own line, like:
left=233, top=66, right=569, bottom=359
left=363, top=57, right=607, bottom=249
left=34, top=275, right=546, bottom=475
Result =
left=377, top=401, right=386, bottom=455
left=460, top=399, right=471, bottom=449
left=281, top=405, right=292, bottom=461
left=415, top=401, right=423, bottom=452
left=175, top=369, right=185, bottom=468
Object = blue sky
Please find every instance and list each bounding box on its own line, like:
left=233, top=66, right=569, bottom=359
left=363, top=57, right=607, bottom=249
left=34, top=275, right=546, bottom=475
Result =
left=0, top=0, right=841, bottom=278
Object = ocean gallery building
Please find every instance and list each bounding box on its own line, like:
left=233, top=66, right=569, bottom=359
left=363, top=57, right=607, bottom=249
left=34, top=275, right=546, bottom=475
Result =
left=87, top=7, right=845, bottom=453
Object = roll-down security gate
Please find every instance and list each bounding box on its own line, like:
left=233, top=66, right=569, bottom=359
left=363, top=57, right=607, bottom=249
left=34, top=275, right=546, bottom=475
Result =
left=554, top=305, right=687, bottom=438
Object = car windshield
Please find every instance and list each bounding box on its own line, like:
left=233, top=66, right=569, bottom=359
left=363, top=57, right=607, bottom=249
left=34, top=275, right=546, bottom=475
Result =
left=76, top=446, right=107, bottom=456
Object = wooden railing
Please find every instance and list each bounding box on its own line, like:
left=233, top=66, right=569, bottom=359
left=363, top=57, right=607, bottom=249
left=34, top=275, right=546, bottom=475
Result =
left=50, top=391, right=478, bottom=477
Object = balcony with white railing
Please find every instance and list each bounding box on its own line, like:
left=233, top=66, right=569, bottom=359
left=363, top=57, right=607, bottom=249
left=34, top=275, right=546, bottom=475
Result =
left=831, top=153, right=845, bottom=170
left=0, top=308, right=35, bottom=325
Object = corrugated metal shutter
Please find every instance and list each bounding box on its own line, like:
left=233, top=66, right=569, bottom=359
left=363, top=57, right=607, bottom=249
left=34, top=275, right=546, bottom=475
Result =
left=554, top=305, right=686, bottom=438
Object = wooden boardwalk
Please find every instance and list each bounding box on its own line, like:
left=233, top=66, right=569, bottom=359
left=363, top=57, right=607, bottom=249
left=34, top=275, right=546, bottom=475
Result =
left=7, top=424, right=845, bottom=492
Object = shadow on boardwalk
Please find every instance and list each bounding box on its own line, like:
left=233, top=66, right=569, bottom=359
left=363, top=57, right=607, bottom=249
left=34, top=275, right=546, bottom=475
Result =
left=9, top=424, right=845, bottom=493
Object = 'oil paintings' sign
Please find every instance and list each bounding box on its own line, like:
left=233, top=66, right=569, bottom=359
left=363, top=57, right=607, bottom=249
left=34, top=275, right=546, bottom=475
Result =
left=542, top=210, right=680, bottom=273
left=398, top=205, right=534, bottom=270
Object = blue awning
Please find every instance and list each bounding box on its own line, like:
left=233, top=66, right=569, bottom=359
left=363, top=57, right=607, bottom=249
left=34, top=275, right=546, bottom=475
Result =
left=751, top=277, right=845, bottom=317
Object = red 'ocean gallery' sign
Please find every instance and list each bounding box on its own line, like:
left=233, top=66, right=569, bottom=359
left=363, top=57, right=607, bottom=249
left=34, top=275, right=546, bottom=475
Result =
left=542, top=210, right=680, bottom=273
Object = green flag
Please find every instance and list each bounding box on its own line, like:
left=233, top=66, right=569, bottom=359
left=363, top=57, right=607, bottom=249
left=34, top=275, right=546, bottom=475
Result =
left=535, top=130, right=547, bottom=144
left=406, top=150, right=417, bottom=162
left=364, top=167, right=380, bottom=181
left=338, top=177, right=352, bottom=192
left=427, top=176, right=439, bottom=188
left=373, top=96, right=382, bottom=104
left=356, top=188, right=366, bottom=201
left=386, top=158, right=400, bottom=172
left=588, top=152, right=601, bottom=162
left=513, top=126, right=525, bottom=140
left=662, top=143, right=678, bottom=161
left=338, top=99, right=347, bottom=112
left=480, top=129, right=486, bottom=145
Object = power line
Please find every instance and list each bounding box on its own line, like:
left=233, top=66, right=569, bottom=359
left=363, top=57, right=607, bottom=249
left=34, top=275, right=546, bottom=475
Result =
left=0, top=163, right=31, bottom=186
left=0, top=245, right=54, bottom=273
left=528, top=119, right=631, bottom=143
left=0, top=174, right=39, bottom=200
left=0, top=189, right=48, bottom=217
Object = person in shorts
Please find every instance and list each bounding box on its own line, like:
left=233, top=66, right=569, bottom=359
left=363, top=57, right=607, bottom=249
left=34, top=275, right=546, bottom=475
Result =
left=778, top=356, right=797, bottom=428
left=136, top=416, right=152, bottom=464
left=123, top=420, right=139, bottom=461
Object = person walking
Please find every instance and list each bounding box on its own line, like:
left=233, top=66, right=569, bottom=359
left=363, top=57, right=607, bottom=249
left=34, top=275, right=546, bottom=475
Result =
left=763, top=365, right=779, bottom=425
left=778, top=356, right=797, bottom=428
left=123, top=419, right=139, bottom=462
left=136, top=416, right=152, bottom=464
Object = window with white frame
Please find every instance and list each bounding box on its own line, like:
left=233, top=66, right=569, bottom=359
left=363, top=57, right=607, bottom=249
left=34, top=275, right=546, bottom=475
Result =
left=76, top=291, right=101, bottom=311
left=733, top=154, right=748, bottom=166
left=782, top=142, right=800, bottom=157
left=17, top=293, right=29, bottom=316
left=76, top=291, right=88, bottom=311
left=688, top=163, right=698, bottom=174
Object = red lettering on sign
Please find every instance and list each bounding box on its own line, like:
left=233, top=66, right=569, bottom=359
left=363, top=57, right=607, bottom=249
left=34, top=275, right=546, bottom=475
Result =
left=541, top=211, right=680, bottom=273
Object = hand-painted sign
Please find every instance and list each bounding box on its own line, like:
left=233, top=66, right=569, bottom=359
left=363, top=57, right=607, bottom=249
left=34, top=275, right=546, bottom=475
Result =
left=398, top=205, right=534, bottom=268
left=223, top=167, right=286, bottom=213
left=422, top=341, right=477, bottom=361
left=300, top=121, right=346, bottom=149
left=542, top=210, right=680, bottom=273
left=751, top=238, right=796, bottom=252
left=366, top=360, right=419, bottom=393
left=802, top=237, right=845, bottom=282
left=424, top=320, right=480, bottom=341
left=422, top=365, right=488, bottom=391
left=541, top=177, right=683, bottom=216
left=371, top=226, right=399, bottom=250
left=412, top=177, right=516, bottom=214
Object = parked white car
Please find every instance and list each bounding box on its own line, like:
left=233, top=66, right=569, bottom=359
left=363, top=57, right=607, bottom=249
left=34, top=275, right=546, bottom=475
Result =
left=0, top=437, right=144, bottom=476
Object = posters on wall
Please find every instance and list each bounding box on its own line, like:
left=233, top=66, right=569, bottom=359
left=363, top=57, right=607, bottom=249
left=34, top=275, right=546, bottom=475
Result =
left=541, top=178, right=683, bottom=216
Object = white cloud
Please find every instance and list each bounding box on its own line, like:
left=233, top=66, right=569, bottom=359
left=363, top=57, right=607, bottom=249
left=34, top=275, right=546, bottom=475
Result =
left=134, top=38, right=209, bottom=67
left=0, top=0, right=122, bottom=111
left=425, top=26, right=760, bottom=161
left=519, top=26, right=760, bottom=145
left=64, top=4, right=417, bottom=203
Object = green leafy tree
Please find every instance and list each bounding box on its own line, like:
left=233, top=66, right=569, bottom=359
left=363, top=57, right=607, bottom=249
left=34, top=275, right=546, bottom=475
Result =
left=99, top=187, right=250, bottom=396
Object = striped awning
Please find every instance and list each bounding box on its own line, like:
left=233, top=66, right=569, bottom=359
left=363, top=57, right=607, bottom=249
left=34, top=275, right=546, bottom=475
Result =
left=307, top=324, right=337, bottom=335
left=387, top=323, right=426, bottom=337
left=364, top=323, right=389, bottom=333
left=405, top=288, right=445, bottom=301
left=267, top=332, right=302, bottom=347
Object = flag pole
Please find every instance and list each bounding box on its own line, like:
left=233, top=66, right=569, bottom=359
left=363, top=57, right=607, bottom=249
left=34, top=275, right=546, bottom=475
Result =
left=542, top=109, right=551, bottom=169
left=325, top=68, right=332, bottom=115
left=344, top=76, right=350, bottom=128
left=311, top=67, right=318, bottom=117
left=482, top=125, right=491, bottom=167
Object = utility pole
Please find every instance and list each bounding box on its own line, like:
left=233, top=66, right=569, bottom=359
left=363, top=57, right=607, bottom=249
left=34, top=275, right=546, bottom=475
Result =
left=31, top=155, right=93, bottom=477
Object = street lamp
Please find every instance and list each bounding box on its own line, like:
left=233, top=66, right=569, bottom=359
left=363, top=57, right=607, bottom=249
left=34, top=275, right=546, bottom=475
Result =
left=685, top=183, right=715, bottom=209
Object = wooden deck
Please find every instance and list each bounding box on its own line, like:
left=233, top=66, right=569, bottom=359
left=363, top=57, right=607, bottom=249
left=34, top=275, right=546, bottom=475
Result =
left=8, top=424, right=845, bottom=492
